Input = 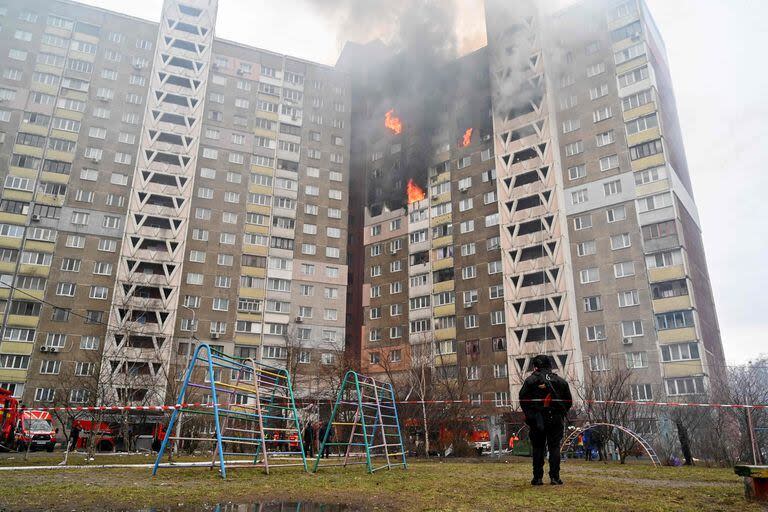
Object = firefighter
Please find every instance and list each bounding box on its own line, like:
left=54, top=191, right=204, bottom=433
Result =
left=519, top=354, right=572, bottom=486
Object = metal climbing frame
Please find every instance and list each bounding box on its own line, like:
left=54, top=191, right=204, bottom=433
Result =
left=152, top=343, right=307, bottom=478
left=313, top=370, right=407, bottom=473
left=561, top=422, right=661, bottom=466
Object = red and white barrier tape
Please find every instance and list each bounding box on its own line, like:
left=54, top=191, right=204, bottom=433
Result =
left=1, top=398, right=765, bottom=413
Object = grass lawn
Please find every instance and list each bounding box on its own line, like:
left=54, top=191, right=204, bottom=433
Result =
left=0, top=455, right=757, bottom=511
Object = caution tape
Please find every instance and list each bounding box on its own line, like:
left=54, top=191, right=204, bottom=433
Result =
left=1, top=398, right=766, bottom=414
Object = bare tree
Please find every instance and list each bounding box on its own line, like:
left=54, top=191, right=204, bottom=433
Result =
left=579, top=360, right=659, bottom=464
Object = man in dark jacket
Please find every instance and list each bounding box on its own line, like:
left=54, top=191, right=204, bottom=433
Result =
left=302, top=421, right=315, bottom=458
left=519, top=354, right=572, bottom=486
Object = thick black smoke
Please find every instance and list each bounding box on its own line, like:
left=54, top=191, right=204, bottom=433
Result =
left=308, top=0, right=465, bottom=211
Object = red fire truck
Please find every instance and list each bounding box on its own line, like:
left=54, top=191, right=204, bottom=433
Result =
left=0, top=388, right=57, bottom=452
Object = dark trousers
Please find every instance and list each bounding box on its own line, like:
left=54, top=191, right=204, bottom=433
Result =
left=529, top=414, right=564, bottom=480
left=322, top=440, right=332, bottom=458
left=303, top=440, right=314, bottom=458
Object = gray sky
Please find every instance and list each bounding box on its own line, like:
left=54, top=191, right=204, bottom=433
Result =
left=79, top=0, right=767, bottom=364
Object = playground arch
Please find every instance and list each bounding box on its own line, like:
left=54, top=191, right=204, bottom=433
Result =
left=561, top=422, right=660, bottom=467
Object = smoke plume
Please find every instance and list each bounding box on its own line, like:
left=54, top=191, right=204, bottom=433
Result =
left=307, top=0, right=487, bottom=212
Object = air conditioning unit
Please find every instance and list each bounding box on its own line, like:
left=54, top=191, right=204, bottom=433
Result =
left=31, top=214, right=41, bottom=222
left=48, top=347, right=58, bottom=353
left=622, top=338, right=633, bottom=345
left=464, top=302, right=473, bottom=309
left=40, top=346, right=48, bottom=352
left=294, top=316, right=303, bottom=324
left=459, top=187, right=468, bottom=193
left=210, top=333, right=220, bottom=339
left=98, top=97, right=109, bottom=102
left=481, top=133, right=491, bottom=141
left=236, top=69, right=245, bottom=75
left=431, top=195, right=439, bottom=201
left=90, top=157, right=101, bottom=163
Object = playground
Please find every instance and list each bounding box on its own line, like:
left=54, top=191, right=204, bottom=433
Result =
left=0, top=455, right=758, bottom=511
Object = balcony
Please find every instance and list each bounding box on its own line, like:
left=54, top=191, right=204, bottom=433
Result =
left=657, top=327, right=697, bottom=343
left=648, top=265, right=686, bottom=283
left=652, top=295, right=692, bottom=313
left=663, top=360, right=704, bottom=379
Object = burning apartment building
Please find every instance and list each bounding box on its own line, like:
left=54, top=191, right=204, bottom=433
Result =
left=0, top=0, right=724, bottom=441
left=343, top=0, right=725, bottom=434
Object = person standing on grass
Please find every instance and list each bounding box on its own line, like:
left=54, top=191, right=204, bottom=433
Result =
left=519, top=354, right=572, bottom=486
left=302, top=421, right=315, bottom=458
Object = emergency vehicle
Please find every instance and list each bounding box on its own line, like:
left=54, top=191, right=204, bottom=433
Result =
left=0, top=388, right=57, bottom=452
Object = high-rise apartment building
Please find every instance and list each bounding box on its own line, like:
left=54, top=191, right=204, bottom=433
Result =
left=0, top=0, right=351, bottom=407
left=0, top=0, right=724, bottom=432
left=348, top=0, right=724, bottom=424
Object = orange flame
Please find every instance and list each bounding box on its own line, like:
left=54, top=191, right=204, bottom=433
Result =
left=407, top=179, right=426, bottom=204
left=461, top=127, right=473, bottom=147
left=385, top=109, right=403, bottom=135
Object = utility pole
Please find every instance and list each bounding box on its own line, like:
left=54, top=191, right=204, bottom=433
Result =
left=172, top=305, right=196, bottom=458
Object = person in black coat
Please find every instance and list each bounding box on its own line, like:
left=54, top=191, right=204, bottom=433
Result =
left=321, top=421, right=335, bottom=458
left=68, top=422, right=81, bottom=452
left=519, top=354, right=572, bottom=486
left=302, top=422, right=315, bottom=458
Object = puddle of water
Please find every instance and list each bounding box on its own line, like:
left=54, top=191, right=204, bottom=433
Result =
left=137, top=502, right=359, bottom=512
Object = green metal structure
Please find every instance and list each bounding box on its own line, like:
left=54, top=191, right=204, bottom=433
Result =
left=153, top=343, right=307, bottom=478
left=313, top=370, right=407, bottom=473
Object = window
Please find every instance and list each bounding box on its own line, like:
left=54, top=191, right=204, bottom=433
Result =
left=40, top=360, right=61, bottom=375
left=494, top=392, right=510, bottom=408
left=621, top=320, right=644, bottom=337
left=460, top=220, right=475, bottom=234
left=623, top=89, right=653, bottom=111
left=89, top=286, right=109, bottom=300
left=576, top=240, right=596, bottom=257
left=75, top=361, right=95, bottom=376
left=565, top=141, right=584, bottom=156
left=488, top=261, right=502, bottom=274
left=661, top=342, right=700, bottom=362
left=613, top=261, right=635, bottom=278
left=568, top=165, right=586, bottom=180
left=583, top=296, right=602, bottom=312
left=618, top=66, right=649, bottom=88
left=93, top=262, right=112, bottom=275
left=562, top=119, right=580, bottom=133
left=593, top=106, right=613, bottom=123
left=626, top=113, right=658, bottom=135
left=637, top=192, right=673, bottom=213
left=618, top=290, right=640, bottom=307
left=98, top=214, right=121, bottom=229
left=560, top=95, right=578, bottom=110
left=631, top=384, right=653, bottom=402
left=586, top=62, right=606, bottom=78
left=630, top=138, right=664, bottom=161
left=585, top=324, right=606, bottom=341
left=98, top=239, right=116, bottom=252
left=635, top=166, right=667, bottom=185
left=656, top=310, right=695, bottom=330
left=589, top=83, right=609, bottom=100
left=666, top=377, right=705, bottom=396
left=573, top=214, right=592, bottom=230
left=599, top=204, right=623, bottom=224
left=571, top=189, right=588, bottom=204
left=610, top=233, right=631, bottom=250
left=70, top=389, right=90, bottom=404
left=490, top=310, right=505, bottom=325
left=595, top=130, right=616, bottom=147
left=589, top=355, right=610, bottom=372
left=599, top=154, right=620, bottom=172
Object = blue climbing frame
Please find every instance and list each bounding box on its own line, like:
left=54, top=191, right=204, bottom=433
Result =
left=152, top=343, right=307, bottom=478
left=313, top=370, right=407, bottom=473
